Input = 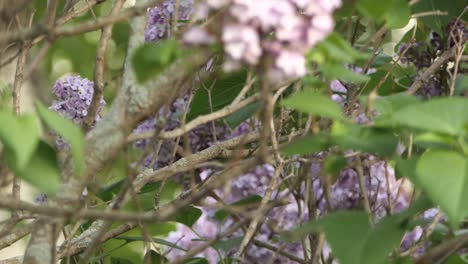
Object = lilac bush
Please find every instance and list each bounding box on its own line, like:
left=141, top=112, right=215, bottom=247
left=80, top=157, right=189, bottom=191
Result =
left=1, top=1, right=466, bottom=264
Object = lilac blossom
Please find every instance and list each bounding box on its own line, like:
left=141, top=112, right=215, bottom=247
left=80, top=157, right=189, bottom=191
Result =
left=131, top=94, right=250, bottom=169
left=34, top=193, right=48, bottom=204
left=164, top=208, right=220, bottom=263
left=400, top=208, right=445, bottom=256
left=49, top=76, right=105, bottom=125
left=49, top=75, right=105, bottom=148
left=311, top=156, right=410, bottom=220
left=145, top=0, right=194, bottom=42
left=185, top=0, right=341, bottom=80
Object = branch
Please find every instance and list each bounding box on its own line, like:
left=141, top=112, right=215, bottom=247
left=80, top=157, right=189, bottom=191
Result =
left=128, top=94, right=259, bottom=141
left=416, top=233, right=468, bottom=264
left=405, top=47, right=457, bottom=95
left=0, top=0, right=162, bottom=46
left=82, top=0, right=126, bottom=131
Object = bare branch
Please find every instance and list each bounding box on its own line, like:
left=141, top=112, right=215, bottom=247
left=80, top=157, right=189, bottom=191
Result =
left=82, top=0, right=126, bottom=131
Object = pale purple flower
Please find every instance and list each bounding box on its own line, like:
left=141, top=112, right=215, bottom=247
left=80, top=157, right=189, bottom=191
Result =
left=49, top=75, right=105, bottom=148
left=183, top=26, right=216, bottom=44
left=275, top=50, right=307, bottom=79
left=222, top=24, right=262, bottom=65
left=164, top=208, right=220, bottom=263
left=34, top=193, right=48, bottom=204
left=187, top=0, right=341, bottom=80
left=145, top=0, right=194, bottom=42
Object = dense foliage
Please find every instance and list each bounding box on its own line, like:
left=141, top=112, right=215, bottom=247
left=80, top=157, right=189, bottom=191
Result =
left=0, top=0, right=466, bottom=263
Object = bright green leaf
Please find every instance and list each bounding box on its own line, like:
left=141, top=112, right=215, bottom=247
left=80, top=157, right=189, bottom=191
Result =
left=184, top=258, right=209, bottom=264
left=280, top=133, right=330, bottom=156
left=413, top=132, right=458, bottom=150
left=110, top=257, right=134, bottom=264
left=414, top=150, right=468, bottom=228
left=320, top=63, right=370, bottom=83
left=373, top=93, right=421, bottom=118
left=283, top=91, right=345, bottom=120
left=315, top=33, right=368, bottom=63
left=0, top=111, right=40, bottom=170
left=386, top=0, right=411, bottom=29
left=360, top=216, right=407, bottom=264
left=356, top=0, right=393, bottom=22
left=36, top=103, right=85, bottom=176
left=6, top=141, right=60, bottom=196
left=391, top=97, right=468, bottom=136
left=324, top=155, right=348, bottom=175
left=331, top=122, right=398, bottom=157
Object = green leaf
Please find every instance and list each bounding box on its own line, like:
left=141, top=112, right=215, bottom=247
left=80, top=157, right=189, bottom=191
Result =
left=320, top=63, right=370, bottom=83
left=169, top=206, right=202, bottom=227
left=331, top=122, right=398, bottom=157
left=188, top=70, right=248, bottom=120
left=320, top=212, right=371, bottom=264
left=146, top=250, right=169, bottom=264
left=360, top=216, right=407, bottom=264
left=225, top=102, right=260, bottom=128
left=102, top=238, right=144, bottom=263
left=390, top=97, right=468, bottom=136
left=412, top=0, right=468, bottom=34
left=373, top=93, right=421, bottom=118
left=283, top=91, right=345, bottom=120
left=111, top=258, right=134, bottom=264
left=324, top=155, right=348, bottom=175
left=280, top=133, right=330, bottom=156
left=284, top=207, right=426, bottom=264
left=413, top=132, right=458, bottom=150
left=394, top=157, right=419, bottom=180
left=116, top=236, right=187, bottom=251
left=213, top=237, right=243, bottom=252
left=0, top=111, right=40, bottom=170
left=414, top=150, right=468, bottom=228
left=184, top=258, right=209, bottom=264
left=386, top=0, right=411, bottom=29
left=6, top=141, right=60, bottom=196
left=132, top=38, right=181, bottom=83
left=315, top=33, right=368, bottom=63
left=213, top=195, right=262, bottom=221
left=36, top=103, right=85, bottom=176
left=446, top=255, right=468, bottom=264
left=356, top=0, right=393, bottom=22
left=454, top=75, right=468, bottom=95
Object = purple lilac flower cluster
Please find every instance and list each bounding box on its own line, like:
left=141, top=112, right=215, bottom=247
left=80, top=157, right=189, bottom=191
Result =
left=163, top=164, right=305, bottom=263
left=145, top=0, right=194, bottom=41
left=132, top=94, right=251, bottom=169
left=399, top=208, right=444, bottom=256
left=49, top=75, right=105, bottom=148
left=311, top=156, right=410, bottom=220
left=49, top=76, right=105, bottom=125
left=185, top=0, right=341, bottom=81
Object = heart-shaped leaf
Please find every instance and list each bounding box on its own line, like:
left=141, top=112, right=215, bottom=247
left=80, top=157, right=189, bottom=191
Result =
left=414, top=150, right=468, bottom=228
